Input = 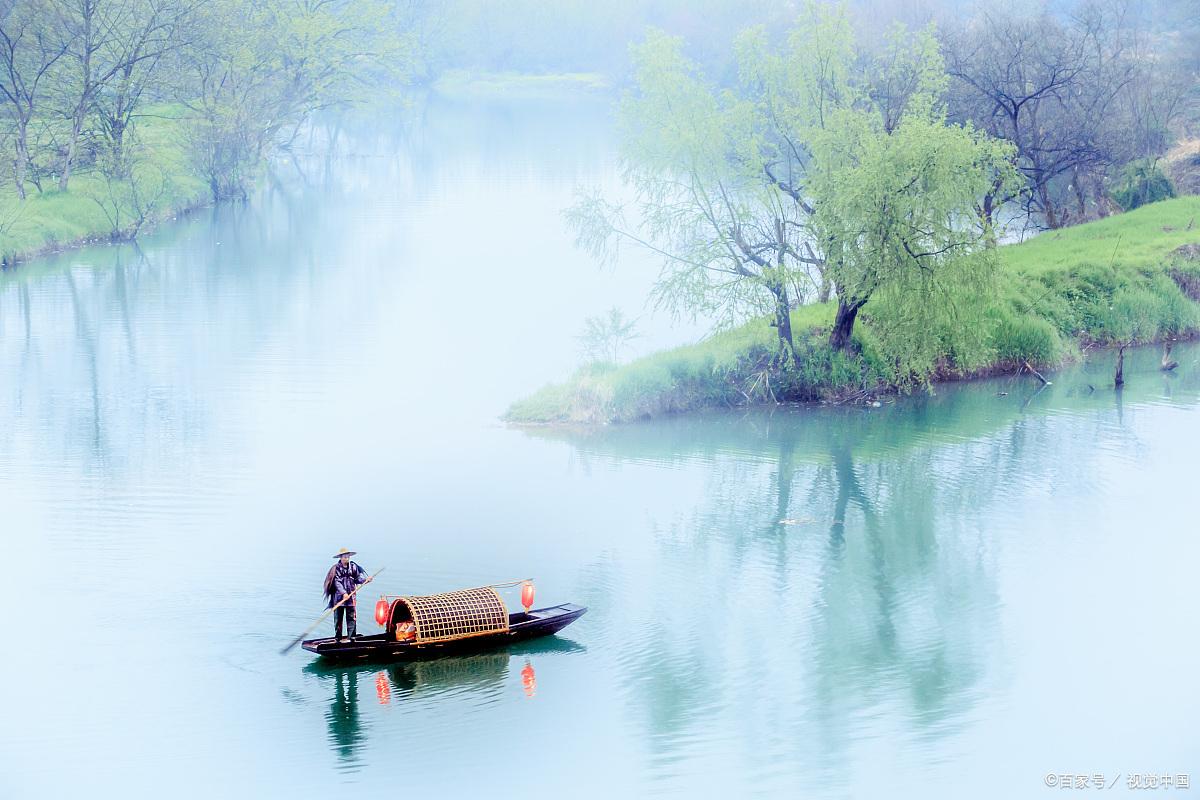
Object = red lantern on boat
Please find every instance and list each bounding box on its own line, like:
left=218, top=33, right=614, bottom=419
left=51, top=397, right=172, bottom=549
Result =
left=521, top=580, right=535, bottom=613
left=374, top=598, right=389, bottom=627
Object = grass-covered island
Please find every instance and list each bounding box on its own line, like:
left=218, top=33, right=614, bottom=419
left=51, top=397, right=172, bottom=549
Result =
left=508, top=4, right=1200, bottom=427
left=508, top=197, right=1200, bottom=424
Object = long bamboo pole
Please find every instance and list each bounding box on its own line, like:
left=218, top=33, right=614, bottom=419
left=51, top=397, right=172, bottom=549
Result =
left=279, top=567, right=385, bottom=655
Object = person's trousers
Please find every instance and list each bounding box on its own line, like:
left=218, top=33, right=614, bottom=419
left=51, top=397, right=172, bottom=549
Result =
left=334, top=603, right=357, bottom=638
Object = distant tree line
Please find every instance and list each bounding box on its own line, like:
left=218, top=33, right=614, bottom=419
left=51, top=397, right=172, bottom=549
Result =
left=0, top=0, right=414, bottom=203
left=3, top=0, right=1193, bottom=235
left=419, top=0, right=1197, bottom=232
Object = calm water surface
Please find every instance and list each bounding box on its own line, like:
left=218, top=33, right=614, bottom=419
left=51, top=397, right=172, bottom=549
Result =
left=1, top=92, right=1198, bottom=798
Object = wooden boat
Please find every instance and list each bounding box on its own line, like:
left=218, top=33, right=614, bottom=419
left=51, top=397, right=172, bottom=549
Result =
left=302, top=584, right=586, bottom=662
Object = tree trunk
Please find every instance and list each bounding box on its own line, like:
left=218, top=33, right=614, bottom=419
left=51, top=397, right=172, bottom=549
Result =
left=980, top=192, right=995, bottom=228
left=817, top=269, right=831, bottom=304
left=1093, top=175, right=1115, bottom=218
left=1039, top=182, right=1060, bottom=229
left=829, top=297, right=861, bottom=352
left=771, top=283, right=796, bottom=364
left=1114, top=345, right=1126, bottom=388
left=13, top=125, right=29, bottom=200
left=1071, top=167, right=1088, bottom=223
left=109, top=120, right=127, bottom=177
left=61, top=6, right=94, bottom=191
left=105, top=65, right=134, bottom=177
left=60, top=110, right=85, bottom=191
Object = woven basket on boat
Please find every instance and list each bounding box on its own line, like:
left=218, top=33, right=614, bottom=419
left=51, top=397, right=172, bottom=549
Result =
left=396, top=586, right=510, bottom=644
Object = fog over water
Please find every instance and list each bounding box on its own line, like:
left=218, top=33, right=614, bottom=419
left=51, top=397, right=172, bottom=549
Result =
left=1, top=88, right=1198, bottom=798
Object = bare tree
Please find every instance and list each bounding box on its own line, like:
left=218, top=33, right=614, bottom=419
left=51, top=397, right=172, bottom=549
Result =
left=942, top=6, right=1135, bottom=229
left=180, top=0, right=403, bottom=201
left=90, top=0, right=196, bottom=178
left=1106, top=1, right=1191, bottom=164
left=55, top=0, right=194, bottom=188
left=85, top=135, right=172, bottom=238
left=0, top=0, right=73, bottom=199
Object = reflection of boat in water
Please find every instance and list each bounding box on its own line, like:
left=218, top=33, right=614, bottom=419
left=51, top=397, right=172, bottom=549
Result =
left=305, top=636, right=586, bottom=704
left=391, top=651, right=511, bottom=694
left=301, top=637, right=585, bottom=766
left=303, top=584, right=586, bottom=663
left=303, top=635, right=587, bottom=688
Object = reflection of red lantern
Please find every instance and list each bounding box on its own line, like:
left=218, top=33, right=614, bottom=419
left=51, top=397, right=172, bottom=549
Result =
left=375, top=598, right=389, bottom=626
left=376, top=671, right=391, bottom=705
left=521, top=581, right=535, bottom=613
left=521, top=661, right=536, bottom=697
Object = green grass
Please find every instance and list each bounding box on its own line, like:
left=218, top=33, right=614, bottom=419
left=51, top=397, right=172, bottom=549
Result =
left=507, top=303, right=868, bottom=424
left=0, top=107, right=209, bottom=265
left=521, top=339, right=1200, bottom=465
left=1001, top=197, right=1200, bottom=273
left=509, top=196, right=1200, bottom=424
left=992, top=196, right=1200, bottom=358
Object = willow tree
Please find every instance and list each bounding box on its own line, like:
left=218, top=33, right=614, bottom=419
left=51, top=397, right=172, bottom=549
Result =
left=0, top=0, right=72, bottom=199
left=572, top=5, right=1018, bottom=379
left=810, top=107, right=1018, bottom=374
left=568, top=29, right=824, bottom=363
left=742, top=5, right=1020, bottom=370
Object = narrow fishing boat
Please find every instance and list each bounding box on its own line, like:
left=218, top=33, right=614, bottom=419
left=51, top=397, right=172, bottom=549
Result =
left=302, top=581, right=586, bottom=662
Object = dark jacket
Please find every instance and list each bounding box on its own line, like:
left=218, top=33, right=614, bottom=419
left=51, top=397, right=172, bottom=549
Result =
left=324, top=561, right=367, bottom=609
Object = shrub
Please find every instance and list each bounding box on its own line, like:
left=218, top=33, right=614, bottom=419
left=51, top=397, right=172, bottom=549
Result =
left=991, top=314, right=1063, bottom=365
left=1111, top=159, right=1175, bottom=212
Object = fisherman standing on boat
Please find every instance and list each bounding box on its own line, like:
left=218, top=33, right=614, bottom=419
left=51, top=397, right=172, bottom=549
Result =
left=324, top=548, right=372, bottom=642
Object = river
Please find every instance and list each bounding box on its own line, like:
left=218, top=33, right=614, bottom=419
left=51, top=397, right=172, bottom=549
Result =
left=1, top=89, right=1197, bottom=798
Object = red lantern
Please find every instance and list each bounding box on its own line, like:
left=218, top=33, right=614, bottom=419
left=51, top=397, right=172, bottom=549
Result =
left=374, top=598, right=389, bottom=627
left=520, top=581, right=535, bottom=613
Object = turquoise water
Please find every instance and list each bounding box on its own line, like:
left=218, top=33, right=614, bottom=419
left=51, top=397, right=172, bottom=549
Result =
left=1, top=92, right=1198, bottom=798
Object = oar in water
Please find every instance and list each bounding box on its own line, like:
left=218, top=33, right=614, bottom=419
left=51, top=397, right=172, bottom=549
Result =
left=279, top=567, right=386, bottom=655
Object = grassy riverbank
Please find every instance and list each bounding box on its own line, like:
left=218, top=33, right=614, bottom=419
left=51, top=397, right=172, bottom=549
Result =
left=0, top=108, right=209, bottom=268
left=508, top=197, right=1200, bottom=424
left=0, top=72, right=605, bottom=268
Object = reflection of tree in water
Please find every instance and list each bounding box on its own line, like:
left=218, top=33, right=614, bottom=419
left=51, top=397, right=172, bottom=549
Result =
left=801, top=437, right=992, bottom=766
left=524, top=372, right=1200, bottom=789
left=606, top=423, right=1007, bottom=783
left=0, top=161, right=362, bottom=482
